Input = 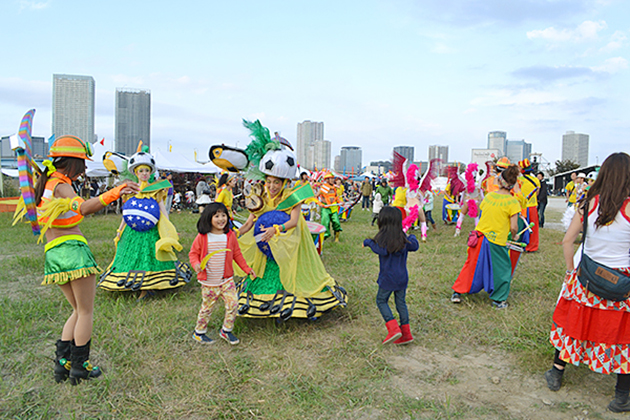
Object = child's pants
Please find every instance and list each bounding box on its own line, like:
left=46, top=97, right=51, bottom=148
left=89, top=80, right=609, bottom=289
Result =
left=376, top=287, right=409, bottom=325
left=425, top=210, right=435, bottom=225
left=195, top=279, right=238, bottom=333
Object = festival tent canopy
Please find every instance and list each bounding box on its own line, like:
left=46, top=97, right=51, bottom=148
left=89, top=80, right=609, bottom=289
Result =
left=360, top=172, right=376, bottom=178
left=153, top=149, right=220, bottom=174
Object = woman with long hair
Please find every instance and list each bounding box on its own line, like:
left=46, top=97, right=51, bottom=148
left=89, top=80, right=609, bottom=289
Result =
left=545, top=153, right=630, bottom=413
left=17, top=135, right=138, bottom=384
left=215, top=172, right=237, bottom=220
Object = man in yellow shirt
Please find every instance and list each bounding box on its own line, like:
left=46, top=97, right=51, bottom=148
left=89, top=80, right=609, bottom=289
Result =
left=565, top=172, right=577, bottom=207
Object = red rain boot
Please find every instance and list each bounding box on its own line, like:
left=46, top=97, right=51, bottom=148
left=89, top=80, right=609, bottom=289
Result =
left=382, top=320, right=402, bottom=344
left=394, top=324, right=414, bottom=345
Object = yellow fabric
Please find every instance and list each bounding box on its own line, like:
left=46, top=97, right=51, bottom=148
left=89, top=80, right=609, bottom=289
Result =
left=475, top=192, right=521, bottom=246
left=42, top=267, right=101, bottom=286
left=566, top=181, right=577, bottom=203
left=236, top=186, right=335, bottom=296
left=44, top=234, right=86, bottom=252
left=392, top=187, right=407, bottom=207
left=215, top=188, right=234, bottom=217
left=519, top=174, right=540, bottom=207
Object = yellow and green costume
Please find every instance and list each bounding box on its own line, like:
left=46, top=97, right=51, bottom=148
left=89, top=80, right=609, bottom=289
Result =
left=236, top=183, right=347, bottom=319
left=98, top=180, right=192, bottom=291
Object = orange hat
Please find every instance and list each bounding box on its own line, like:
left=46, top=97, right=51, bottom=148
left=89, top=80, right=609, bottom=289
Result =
left=49, top=135, right=93, bottom=161
left=496, top=157, right=510, bottom=171
left=322, top=171, right=334, bottom=179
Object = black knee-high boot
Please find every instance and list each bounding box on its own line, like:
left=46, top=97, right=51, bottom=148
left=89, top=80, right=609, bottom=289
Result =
left=69, top=339, right=103, bottom=385
left=54, top=339, right=72, bottom=383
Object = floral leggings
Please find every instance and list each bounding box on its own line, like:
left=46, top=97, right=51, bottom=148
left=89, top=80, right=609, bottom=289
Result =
left=195, top=279, right=238, bottom=333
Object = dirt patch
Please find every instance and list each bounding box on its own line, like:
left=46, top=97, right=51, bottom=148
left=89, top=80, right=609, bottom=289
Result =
left=390, top=345, right=622, bottom=419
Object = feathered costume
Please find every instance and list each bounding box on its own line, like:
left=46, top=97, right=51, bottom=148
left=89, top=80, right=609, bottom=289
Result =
left=443, top=165, right=464, bottom=225
left=399, top=158, right=440, bottom=240
left=234, top=120, right=347, bottom=319
left=98, top=146, right=192, bottom=292
left=454, top=163, right=484, bottom=236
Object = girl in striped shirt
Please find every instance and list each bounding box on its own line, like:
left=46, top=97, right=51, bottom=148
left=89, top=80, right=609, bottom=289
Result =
left=189, top=203, right=255, bottom=345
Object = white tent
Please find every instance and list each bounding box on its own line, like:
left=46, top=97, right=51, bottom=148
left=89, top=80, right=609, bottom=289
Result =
left=360, top=171, right=376, bottom=178
left=154, top=150, right=220, bottom=174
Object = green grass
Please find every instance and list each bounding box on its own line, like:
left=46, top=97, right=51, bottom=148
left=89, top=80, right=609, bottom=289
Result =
left=0, top=201, right=595, bottom=419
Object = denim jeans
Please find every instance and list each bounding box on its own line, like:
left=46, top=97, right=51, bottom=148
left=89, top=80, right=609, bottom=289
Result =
left=538, top=201, right=547, bottom=227
left=362, top=195, right=371, bottom=209
left=376, top=287, right=409, bottom=325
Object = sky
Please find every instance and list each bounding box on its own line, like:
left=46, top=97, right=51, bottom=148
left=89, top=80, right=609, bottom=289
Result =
left=1, top=0, right=629, bottom=170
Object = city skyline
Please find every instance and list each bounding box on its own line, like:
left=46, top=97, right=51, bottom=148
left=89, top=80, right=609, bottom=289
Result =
left=0, top=1, right=628, bottom=167
left=115, top=88, right=151, bottom=156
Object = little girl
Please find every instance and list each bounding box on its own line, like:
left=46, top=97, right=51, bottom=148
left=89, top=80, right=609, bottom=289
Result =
left=364, top=206, right=419, bottom=344
left=189, top=202, right=256, bottom=345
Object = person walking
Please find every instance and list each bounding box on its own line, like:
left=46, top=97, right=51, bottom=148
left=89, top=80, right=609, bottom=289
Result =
left=537, top=172, right=548, bottom=228
left=363, top=206, right=419, bottom=344
left=361, top=178, right=373, bottom=211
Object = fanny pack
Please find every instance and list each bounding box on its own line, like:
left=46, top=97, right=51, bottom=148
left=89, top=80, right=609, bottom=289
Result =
left=577, top=201, right=630, bottom=301
left=467, top=230, right=483, bottom=248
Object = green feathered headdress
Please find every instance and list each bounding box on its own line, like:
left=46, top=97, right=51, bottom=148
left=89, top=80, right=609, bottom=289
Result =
left=242, top=119, right=281, bottom=181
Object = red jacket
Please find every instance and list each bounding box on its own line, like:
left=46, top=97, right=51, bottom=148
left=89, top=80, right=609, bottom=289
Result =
left=189, top=230, right=252, bottom=281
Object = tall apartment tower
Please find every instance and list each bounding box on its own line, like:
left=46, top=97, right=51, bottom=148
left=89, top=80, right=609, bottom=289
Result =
left=562, top=131, right=589, bottom=167
left=296, top=120, right=325, bottom=170
left=505, top=140, right=532, bottom=163
left=393, top=146, right=414, bottom=163
left=115, top=88, right=151, bottom=156
left=52, top=74, right=96, bottom=144
left=340, top=146, right=362, bottom=174
left=488, top=131, right=507, bottom=157
left=428, top=145, right=448, bottom=162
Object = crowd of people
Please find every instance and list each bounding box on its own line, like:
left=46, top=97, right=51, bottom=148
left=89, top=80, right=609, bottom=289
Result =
left=14, top=124, right=630, bottom=412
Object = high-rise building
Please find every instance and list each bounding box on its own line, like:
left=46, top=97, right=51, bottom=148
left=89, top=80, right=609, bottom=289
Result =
left=562, top=131, right=589, bottom=167
left=115, top=88, right=151, bottom=156
left=296, top=120, right=325, bottom=169
left=488, top=131, right=507, bottom=157
left=506, top=140, right=532, bottom=163
left=428, top=145, right=448, bottom=163
left=313, top=139, right=331, bottom=171
left=394, top=146, right=414, bottom=163
left=334, top=155, right=341, bottom=173
left=52, top=74, right=96, bottom=144
left=339, top=146, right=362, bottom=174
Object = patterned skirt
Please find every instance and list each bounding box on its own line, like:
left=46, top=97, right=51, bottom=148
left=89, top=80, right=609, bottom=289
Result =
left=550, top=267, right=630, bottom=375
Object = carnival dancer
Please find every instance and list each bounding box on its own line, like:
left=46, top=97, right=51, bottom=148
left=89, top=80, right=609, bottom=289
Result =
left=364, top=206, right=419, bottom=344
left=442, top=165, right=464, bottom=225
left=454, top=163, right=483, bottom=237
left=318, top=172, right=343, bottom=242
left=517, top=159, right=540, bottom=252
left=98, top=146, right=192, bottom=298
left=233, top=120, right=347, bottom=319
left=14, top=135, right=139, bottom=384
left=450, top=165, right=522, bottom=309
left=189, top=202, right=256, bottom=345
left=545, top=153, right=630, bottom=413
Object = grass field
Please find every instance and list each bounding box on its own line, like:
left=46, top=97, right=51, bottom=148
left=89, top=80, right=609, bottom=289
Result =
left=0, top=201, right=611, bottom=419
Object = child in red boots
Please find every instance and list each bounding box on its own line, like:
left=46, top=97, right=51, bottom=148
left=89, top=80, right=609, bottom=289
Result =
left=363, top=206, right=419, bottom=344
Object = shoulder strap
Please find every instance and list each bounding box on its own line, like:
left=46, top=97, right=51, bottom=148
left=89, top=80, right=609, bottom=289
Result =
left=581, top=200, right=589, bottom=261
left=523, top=174, right=538, bottom=188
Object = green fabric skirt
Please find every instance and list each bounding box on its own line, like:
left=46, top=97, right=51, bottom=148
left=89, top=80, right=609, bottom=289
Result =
left=43, top=239, right=101, bottom=285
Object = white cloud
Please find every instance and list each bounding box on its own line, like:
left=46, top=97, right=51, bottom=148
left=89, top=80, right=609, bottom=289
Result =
left=591, top=57, right=628, bottom=73
left=19, top=0, right=50, bottom=11
left=527, top=20, right=607, bottom=43
left=600, top=30, right=627, bottom=53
